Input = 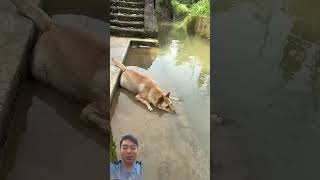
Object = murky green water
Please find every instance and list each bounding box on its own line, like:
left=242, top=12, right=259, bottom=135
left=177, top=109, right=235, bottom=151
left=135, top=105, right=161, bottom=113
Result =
left=157, top=23, right=210, bottom=154
left=213, top=0, right=320, bottom=179
left=111, top=24, right=210, bottom=180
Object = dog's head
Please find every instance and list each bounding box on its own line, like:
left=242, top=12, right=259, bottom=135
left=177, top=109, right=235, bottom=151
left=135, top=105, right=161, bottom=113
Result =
left=157, top=92, right=176, bottom=113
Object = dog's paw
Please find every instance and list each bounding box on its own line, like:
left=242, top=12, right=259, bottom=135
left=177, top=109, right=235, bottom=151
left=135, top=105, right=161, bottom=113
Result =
left=147, top=106, right=153, bottom=111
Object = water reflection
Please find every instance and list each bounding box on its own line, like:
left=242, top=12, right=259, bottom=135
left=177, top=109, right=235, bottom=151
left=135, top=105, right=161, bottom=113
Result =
left=280, top=35, right=307, bottom=81
left=213, top=0, right=320, bottom=179
left=158, top=24, right=210, bottom=89
left=280, top=0, right=320, bottom=106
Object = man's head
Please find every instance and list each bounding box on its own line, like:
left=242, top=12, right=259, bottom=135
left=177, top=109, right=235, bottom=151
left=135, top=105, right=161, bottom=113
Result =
left=120, top=134, right=139, bottom=165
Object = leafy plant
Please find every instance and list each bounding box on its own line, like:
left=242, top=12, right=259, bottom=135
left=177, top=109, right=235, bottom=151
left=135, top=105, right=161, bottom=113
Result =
left=190, top=0, right=210, bottom=17
left=172, top=0, right=190, bottom=18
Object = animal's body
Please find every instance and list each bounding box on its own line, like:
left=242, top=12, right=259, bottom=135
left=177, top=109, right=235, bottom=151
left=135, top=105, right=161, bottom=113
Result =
left=112, top=59, right=176, bottom=113
left=11, top=0, right=109, bottom=131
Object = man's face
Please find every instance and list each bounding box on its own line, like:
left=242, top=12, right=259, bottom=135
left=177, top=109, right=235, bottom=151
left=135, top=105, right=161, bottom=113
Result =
left=120, top=139, right=138, bottom=164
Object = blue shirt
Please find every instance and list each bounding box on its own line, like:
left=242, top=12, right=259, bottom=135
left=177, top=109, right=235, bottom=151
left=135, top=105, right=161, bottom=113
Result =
left=110, top=160, right=143, bottom=180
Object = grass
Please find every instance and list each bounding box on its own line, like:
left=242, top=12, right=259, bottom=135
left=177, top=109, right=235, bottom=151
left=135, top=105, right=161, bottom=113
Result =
left=183, top=15, right=197, bottom=34
left=172, top=0, right=210, bottom=18
left=110, top=134, right=118, bottom=162
left=189, top=0, right=210, bottom=17
left=172, top=0, right=190, bottom=18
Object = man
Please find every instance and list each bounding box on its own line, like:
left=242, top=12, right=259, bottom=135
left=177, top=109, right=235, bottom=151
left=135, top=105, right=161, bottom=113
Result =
left=110, top=134, right=143, bottom=180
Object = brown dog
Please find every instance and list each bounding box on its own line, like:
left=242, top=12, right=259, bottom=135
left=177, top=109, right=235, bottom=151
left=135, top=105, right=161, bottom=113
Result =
left=112, top=58, right=176, bottom=113
left=11, top=0, right=109, bottom=132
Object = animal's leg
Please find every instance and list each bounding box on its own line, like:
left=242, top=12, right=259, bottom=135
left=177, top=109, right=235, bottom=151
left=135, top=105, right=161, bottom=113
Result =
left=80, top=102, right=109, bottom=133
left=135, top=94, right=153, bottom=111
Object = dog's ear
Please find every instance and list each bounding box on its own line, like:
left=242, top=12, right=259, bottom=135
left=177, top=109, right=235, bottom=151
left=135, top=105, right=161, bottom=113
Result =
left=165, top=92, right=170, bottom=98
left=157, top=96, right=164, bottom=104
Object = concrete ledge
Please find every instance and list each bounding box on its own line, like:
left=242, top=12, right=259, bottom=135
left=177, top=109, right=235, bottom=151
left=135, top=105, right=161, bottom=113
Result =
left=0, top=0, right=39, bottom=165
left=130, top=40, right=158, bottom=47
left=109, top=36, right=158, bottom=105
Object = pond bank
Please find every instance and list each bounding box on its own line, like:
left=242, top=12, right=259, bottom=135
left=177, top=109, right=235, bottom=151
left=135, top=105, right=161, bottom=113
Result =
left=184, top=16, right=210, bottom=39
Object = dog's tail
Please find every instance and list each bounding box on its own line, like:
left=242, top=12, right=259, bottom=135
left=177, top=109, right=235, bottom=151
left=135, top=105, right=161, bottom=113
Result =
left=10, top=0, right=56, bottom=32
left=112, top=58, right=127, bottom=72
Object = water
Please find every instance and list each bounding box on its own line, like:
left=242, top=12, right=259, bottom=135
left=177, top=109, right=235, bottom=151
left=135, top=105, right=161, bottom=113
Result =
left=0, top=80, right=107, bottom=180
left=111, top=24, right=210, bottom=180
left=213, top=0, right=320, bottom=179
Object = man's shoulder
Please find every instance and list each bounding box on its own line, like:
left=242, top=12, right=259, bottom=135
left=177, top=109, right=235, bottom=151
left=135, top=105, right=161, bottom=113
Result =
left=110, top=160, right=122, bottom=170
left=135, top=160, right=143, bottom=168
left=110, top=160, right=143, bottom=168
left=112, top=160, right=122, bottom=165
left=134, top=160, right=143, bottom=174
left=110, top=160, right=121, bottom=179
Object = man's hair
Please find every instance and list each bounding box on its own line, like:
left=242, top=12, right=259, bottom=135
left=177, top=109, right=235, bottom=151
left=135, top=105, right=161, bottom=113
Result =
left=120, top=134, right=138, bottom=148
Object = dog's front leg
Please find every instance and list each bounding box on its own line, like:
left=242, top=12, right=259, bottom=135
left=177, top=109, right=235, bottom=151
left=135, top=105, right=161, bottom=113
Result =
left=135, top=94, right=153, bottom=111
left=80, top=102, right=109, bottom=133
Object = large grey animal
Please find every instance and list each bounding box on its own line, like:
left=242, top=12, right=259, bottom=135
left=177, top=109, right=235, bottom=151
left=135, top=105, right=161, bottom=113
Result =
left=10, top=0, right=109, bottom=132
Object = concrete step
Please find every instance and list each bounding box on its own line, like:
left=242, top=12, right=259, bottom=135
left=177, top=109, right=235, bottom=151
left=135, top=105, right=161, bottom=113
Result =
left=111, top=6, right=144, bottom=14
left=111, top=1, right=145, bottom=8
left=110, top=26, right=157, bottom=38
left=110, top=26, right=145, bottom=37
left=110, top=13, right=144, bottom=21
left=110, top=20, right=144, bottom=28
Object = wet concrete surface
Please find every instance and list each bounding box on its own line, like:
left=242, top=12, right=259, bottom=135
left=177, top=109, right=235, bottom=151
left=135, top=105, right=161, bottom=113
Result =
left=213, top=0, right=320, bottom=179
left=0, top=80, right=107, bottom=180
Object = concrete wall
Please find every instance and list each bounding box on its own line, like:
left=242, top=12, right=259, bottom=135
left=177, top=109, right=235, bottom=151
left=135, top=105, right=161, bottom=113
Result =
left=44, top=0, right=109, bottom=22
left=144, top=0, right=158, bottom=37
left=0, top=0, right=37, bottom=166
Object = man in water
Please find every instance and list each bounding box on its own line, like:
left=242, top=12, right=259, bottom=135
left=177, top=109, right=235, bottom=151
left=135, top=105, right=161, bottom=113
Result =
left=110, top=134, right=143, bottom=180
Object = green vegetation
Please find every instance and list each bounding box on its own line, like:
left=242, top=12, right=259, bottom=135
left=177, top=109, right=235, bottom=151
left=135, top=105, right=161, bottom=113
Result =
left=182, top=15, right=210, bottom=38
left=189, top=0, right=210, bottom=17
left=172, top=0, right=210, bottom=18
left=183, top=15, right=197, bottom=34
left=164, top=0, right=210, bottom=38
left=110, top=134, right=118, bottom=162
left=172, top=0, right=190, bottom=18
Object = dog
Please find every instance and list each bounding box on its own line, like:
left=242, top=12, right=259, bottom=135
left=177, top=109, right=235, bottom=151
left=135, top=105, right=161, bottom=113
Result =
left=112, top=58, right=176, bottom=113
left=11, top=0, right=109, bottom=132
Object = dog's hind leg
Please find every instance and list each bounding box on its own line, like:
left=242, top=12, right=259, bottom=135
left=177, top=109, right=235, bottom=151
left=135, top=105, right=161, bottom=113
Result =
left=80, top=102, right=109, bottom=133
left=135, top=94, right=153, bottom=111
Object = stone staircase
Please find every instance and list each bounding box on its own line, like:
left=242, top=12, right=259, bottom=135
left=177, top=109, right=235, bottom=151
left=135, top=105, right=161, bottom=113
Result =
left=110, top=0, right=158, bottom=38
